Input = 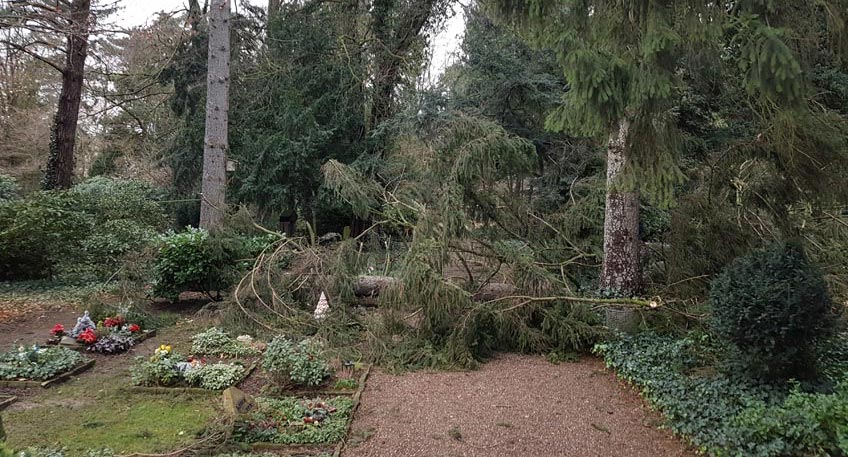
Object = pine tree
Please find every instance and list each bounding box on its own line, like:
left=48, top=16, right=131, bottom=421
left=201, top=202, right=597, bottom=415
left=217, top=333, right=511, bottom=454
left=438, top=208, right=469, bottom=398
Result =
left=488, top=0, right=848, bottom=298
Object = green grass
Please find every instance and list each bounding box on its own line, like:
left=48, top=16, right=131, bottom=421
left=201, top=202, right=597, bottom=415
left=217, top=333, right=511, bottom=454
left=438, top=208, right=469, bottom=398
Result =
left=4, top=319, right=220, bottom=456
left=6, top=395, right=217, bottom=454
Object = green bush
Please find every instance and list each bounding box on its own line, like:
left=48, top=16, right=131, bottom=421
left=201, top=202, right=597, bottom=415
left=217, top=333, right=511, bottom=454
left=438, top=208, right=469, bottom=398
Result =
left=0, top=192, right=87, bottom=279
left=0, top=178, right=167, bottom=281
left=151, top=228, right=278, bottom=301
left=0, top=174, right=19, bottom=203
left=711, top=242, right=835, bottom=379
left=262, top=337, right=329, bottom=387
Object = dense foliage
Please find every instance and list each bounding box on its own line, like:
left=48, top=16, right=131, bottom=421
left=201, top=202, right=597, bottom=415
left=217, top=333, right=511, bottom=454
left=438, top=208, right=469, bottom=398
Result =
left=151, top=228, right=276, bottom=301
left=233, top=396, right=353, bottom=445
left=711, top=243, right=836, bottom=379
left=130, top=346, right=246, bottom=390
left=191, top=327, right=260, bottom=357
left=596, top=333, right=848, bottom=456
left=0, top=345, right=86, bottom=380
left=262, top=337, right=329, bottom=387
left=0, top=178, right=166, bottom=280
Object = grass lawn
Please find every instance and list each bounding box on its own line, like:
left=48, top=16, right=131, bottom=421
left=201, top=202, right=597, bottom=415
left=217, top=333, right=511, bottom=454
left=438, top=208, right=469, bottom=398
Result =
left=4, top=318, right=219, bottom=455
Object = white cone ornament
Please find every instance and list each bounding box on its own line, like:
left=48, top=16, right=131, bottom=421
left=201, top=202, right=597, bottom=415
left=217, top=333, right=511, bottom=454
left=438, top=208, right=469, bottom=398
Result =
left=314, top=292, right=330, bottom=320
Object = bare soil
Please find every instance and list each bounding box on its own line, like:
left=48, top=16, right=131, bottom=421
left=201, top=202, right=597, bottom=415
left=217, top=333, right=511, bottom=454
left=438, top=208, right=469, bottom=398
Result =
left=344, top=354, right=693, bottom=457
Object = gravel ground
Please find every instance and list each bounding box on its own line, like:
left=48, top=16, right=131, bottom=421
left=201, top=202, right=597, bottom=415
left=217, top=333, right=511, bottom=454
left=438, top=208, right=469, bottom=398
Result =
left=344, top=354, right=693, bottom=457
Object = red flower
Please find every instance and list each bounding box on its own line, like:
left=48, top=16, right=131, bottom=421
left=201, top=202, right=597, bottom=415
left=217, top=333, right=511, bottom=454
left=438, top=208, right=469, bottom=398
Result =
left=77, top=328, right=97, bottom=345
left=103, top=316, right=126, bottom=328
left=128, top=324, right=141, bottom=333
left=51, top=324, right=65, bottom=336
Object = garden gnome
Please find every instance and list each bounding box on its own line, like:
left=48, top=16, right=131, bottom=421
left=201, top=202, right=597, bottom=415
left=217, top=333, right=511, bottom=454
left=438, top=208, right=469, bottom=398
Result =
left=314, top=292, right=330, bottom=320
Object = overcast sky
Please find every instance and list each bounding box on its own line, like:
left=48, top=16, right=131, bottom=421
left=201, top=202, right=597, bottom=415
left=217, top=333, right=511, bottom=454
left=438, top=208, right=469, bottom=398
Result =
left=114, top=1, right=466, bottom=80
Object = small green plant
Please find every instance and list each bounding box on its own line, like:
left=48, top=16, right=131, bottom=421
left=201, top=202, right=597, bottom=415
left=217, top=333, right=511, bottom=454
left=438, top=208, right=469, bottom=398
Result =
left=333, top=378, right=358, bottom=390
left=130, top=350, right=184, bottom=387
left=711, top=242, right=836, bottom=379
left=232, top=396, right=353, bottom=445
left=183, top=363, right=246, bottom=390
left=191, top=328, right=259, bottom=357
left=0, top=345, right=86, bottom=380
left=262, top=337, right=329, bottom=387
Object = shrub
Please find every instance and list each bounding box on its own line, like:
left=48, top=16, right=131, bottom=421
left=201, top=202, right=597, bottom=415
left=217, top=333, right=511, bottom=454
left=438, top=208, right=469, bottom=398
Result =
left=0, top=345, right=86, bottom=380
left=262, top=337, right=329, bottom=387
left=711, top=242, right=835, bottom=379
left=151, top=229, right=279, bottom=301
left=0, top=192, right=90, bottom=280
left=151, top=228, right=231, bottom=301
left=0, top=174, right=19, bottom=203
left=0, top=178, right=167, bottom=281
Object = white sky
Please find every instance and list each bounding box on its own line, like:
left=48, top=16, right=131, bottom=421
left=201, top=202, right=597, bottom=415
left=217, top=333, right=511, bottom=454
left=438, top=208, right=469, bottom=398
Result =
left=114, top=0, right=466, bottom=80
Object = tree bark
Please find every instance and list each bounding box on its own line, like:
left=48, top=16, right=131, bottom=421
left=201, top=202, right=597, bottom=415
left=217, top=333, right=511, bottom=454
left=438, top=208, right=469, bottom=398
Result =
left=267, top=0, right=281, bottom=19
left=200, top=0, right=231, bottom=232
left=600, top=117, right=642, bottom=296
left=42, top=0, right=90, bottom=190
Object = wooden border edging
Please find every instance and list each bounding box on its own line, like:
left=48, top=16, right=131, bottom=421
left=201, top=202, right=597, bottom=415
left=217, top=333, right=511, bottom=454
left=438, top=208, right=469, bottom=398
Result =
left=0, top=396, right=17, bottom=410
left=333, top=364, right=372, bottom=457
left=0, top=359, right=95, bottom=389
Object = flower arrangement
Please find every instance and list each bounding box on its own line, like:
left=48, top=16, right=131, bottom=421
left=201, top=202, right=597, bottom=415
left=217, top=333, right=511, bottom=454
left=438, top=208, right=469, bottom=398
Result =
left=51, top=324, right=65, bottom=337
left=77, top=328, right=98, bottom=345
left=131, top=345, right=246, bottom=390
left=102, top=315, right=125, bottom=328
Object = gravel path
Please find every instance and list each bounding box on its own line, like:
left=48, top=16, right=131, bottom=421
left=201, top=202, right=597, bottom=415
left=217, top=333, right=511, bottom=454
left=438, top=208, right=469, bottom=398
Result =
left=344, top=354, right=693, bottom=457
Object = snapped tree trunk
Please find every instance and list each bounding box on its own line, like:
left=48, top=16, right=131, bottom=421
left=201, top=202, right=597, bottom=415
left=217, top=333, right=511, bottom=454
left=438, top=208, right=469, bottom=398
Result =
left=42, top=0, right=91, bottom=190
left=200, top=0, right=231, bottom=232
left=600, top=117, right=641, bottom=296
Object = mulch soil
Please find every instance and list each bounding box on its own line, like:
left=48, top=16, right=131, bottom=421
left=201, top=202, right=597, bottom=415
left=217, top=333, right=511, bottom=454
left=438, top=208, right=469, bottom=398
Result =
left=343, top=354, right=694, bottom=457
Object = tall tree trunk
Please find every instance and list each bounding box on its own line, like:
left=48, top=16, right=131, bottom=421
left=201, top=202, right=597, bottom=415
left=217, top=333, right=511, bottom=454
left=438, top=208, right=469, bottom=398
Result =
left=43, top=0, right=90, bottom=190
left=600, top=117, right=641, bottom=296
left=200, top=0, right=231, bottom=232
left=268, top=0, right=281, bottom=19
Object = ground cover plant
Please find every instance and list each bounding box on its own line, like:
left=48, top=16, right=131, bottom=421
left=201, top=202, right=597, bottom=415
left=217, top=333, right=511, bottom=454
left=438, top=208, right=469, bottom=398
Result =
left=130, top=344, right=247, bottom=390
left=262, top=337, right=330, bottom=387
left=0, top=345, right=86, bottom=381
left=191, top=327, right=261, bottom=357
left=232, top=396, right=354, bottom=445
left=595, top=332, right=848, bottom=456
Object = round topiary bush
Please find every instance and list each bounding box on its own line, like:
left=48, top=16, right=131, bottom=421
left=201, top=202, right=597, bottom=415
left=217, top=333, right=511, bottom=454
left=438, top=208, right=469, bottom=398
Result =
left=711, top=242, right=835, bottom=379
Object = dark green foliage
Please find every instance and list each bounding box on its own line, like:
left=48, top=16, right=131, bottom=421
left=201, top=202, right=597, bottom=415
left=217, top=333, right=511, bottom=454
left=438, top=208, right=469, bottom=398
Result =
left=0, top=178, right=167, bottom=281
left=711, top=243, right=835, bottom=379
left=262, top=337, right=329, bottom=387
left=0, top=175, right=19, bottom=203
left=596, top=333, right=848, bottom=456
left=151, top=228, right=277, bottom=301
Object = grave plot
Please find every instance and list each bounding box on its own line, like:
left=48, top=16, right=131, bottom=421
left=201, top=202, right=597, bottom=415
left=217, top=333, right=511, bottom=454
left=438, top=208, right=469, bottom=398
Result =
left=46, top=311, right=156, bottom=355
left=0, top=345, right=94, bottom=388
left=129, top=344, right=257, bottom=393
